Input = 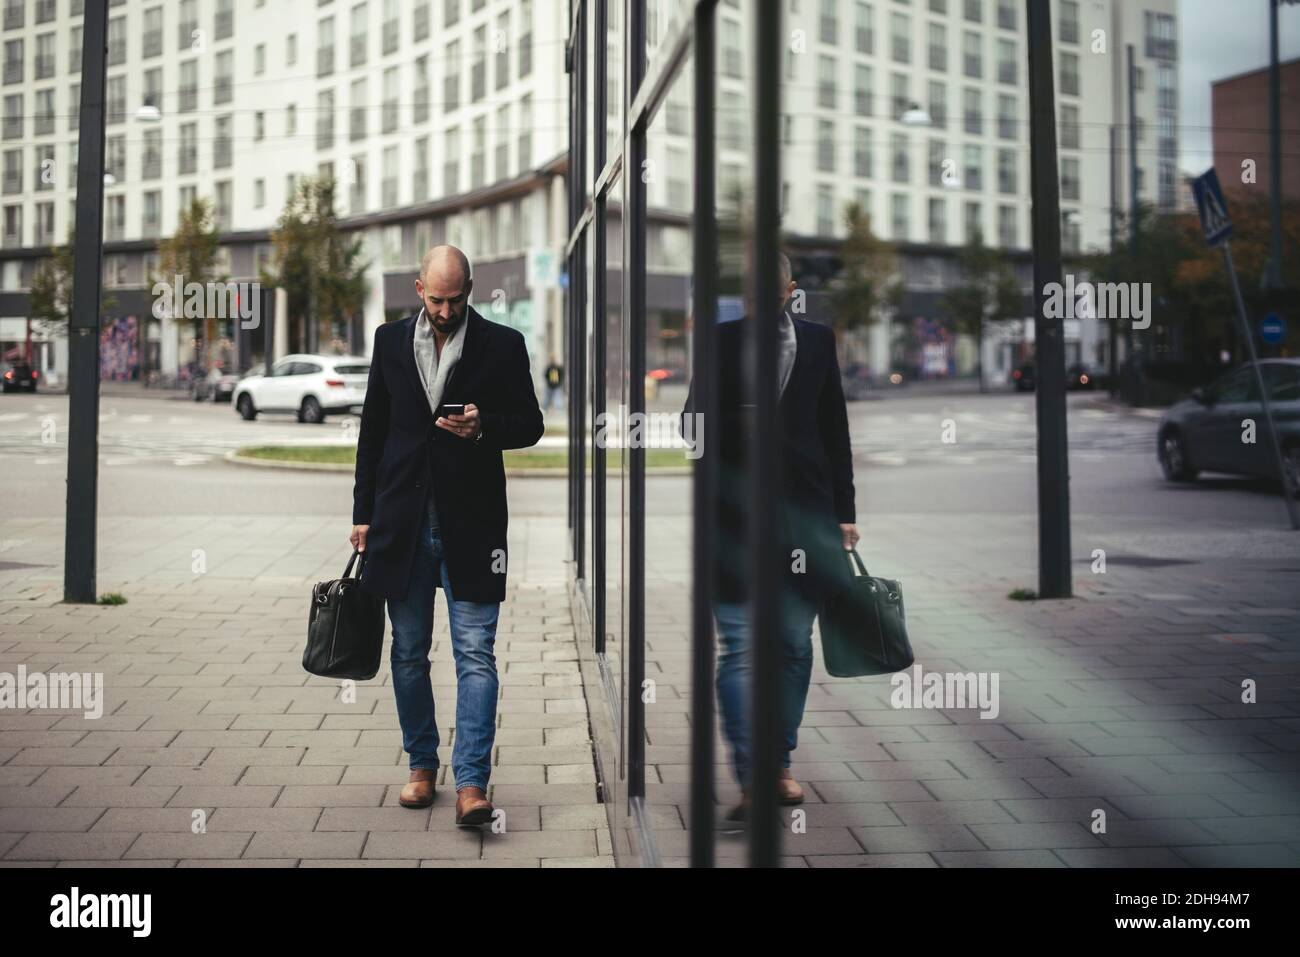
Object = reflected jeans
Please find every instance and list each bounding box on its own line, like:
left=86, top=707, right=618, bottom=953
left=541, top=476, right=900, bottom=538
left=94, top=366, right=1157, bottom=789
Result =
left=386, top=509, right=500, bottom=792
left=713, top=595, right=820, bottom=790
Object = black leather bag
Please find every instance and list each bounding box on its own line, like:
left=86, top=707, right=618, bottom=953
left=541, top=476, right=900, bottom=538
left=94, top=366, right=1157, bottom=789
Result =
left=818, top=549, right=914, bottom=678
left=303, top=549, right=385, bottom=680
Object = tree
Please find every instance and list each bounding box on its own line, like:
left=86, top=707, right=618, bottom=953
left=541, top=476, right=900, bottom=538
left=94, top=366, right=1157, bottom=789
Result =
left=28, top=229, right=116, bottom=339
left=828, top=202, right=902, bottom=368
left=942, top=229, right=1022, bottom=392
left=156, top=197, right=223, bottom=375
left=264, top=174, right=369, bottom=354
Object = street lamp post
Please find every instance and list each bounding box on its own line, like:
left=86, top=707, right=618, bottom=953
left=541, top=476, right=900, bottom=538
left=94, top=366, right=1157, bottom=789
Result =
left=1026, top=0, right=1072, bottom=599
left=64, top=0, right=110, bottom=603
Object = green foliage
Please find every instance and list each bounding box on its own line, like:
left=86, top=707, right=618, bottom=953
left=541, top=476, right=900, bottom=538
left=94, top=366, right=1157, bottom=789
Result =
left=829, top=202, right=902, bottom=343
left=942, top=229, right=1022, bottom=389
left=264, top=175, right=370, bottom=350
left=27, top=230, right=116, bottom=336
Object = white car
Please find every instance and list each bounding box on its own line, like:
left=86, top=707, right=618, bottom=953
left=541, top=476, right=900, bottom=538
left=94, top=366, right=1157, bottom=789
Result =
left=233, top=354, right=370, bottom=424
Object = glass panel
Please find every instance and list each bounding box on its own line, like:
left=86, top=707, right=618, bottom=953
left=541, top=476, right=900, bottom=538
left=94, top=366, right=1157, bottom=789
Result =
left=643, top=43, right=697, bottom=863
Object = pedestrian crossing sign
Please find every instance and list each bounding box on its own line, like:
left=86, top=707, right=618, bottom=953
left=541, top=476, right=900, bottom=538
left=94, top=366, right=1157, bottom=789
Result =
left=1191, top=168, right=1233, bottom=247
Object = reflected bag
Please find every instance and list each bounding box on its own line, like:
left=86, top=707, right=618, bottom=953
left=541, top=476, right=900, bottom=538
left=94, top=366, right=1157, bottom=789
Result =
left=818, top=549, right=914, bottom=678
left=302, top=549, right=386, bottom=680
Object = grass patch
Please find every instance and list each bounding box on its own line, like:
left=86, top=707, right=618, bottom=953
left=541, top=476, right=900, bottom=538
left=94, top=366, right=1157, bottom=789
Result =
left=1007, top=588, right=1038, bottom=601
left=97, top=593, right=127, bottom=606
left=235, top=445, right=690, bottom=470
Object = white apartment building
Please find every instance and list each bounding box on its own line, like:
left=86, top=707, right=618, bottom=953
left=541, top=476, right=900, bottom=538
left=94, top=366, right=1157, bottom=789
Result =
left=633, top=0, right=1180, bottom=379
left=0, top=0, right=570, bottom=386
left=0, top=0, right=1178, bottom=387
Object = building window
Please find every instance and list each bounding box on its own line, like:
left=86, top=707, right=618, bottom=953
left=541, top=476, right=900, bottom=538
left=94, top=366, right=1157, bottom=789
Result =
left=107, top=16, right=126, bottom=67
left=963, top=87, right=981, bottom=135
left=963, top=143, right=982, bottom=190
left=997, top=148, right=1016, bottom=194
left=891, top=192, right=909, bottom=240
left=349, top=78, right=367, bottom=141
left=382, top=144, right=398, bottom=207
left=444, top=40, right=460, bottom=111
left=817, top=118, right=835, bottom=172
left=317, top=89, right=335, bottom=149
left=1059, top=0, right=1079, bottom=45
left=142, top=189, right=161, bottom=237
left=179, top=60, right=197, bottom=112
left=818, top=55, right=837, bottom=109
left=890, top=12, right=909, bottom=64
left=383, top=0, right=400, bottom=56
left=962, top=31, right=980, bottom=78
left=928, top=197, right=946, bottom=244
left=178, top=0, right=198, bottom=52
left=214, top=50, right=233, bottom=105
left=318, top=16, right=335, bottom=77
left=1059, top=51, right=1079, bottom=97
left=35, top=32, right=54, bottom=80
left=854, top=63, right=873, bottom=117
left=517, top=94, right=531, bottom=171
left=495, top=10, right=509, bottom=90
left=215, top=0, right=234, bottom=41
left=518, top=0, right=532, bottom=78
left=997, top=39, right=1015, bottom=84
left=928, top=22, right=946, bottom=72
left=998, top=204, right=1016, bottom=247
left=214, top=114, right=232, bottom=169
left=350, top=2, right=368, bottom=68
left=997, top=93, right=1015, bottom=140
left=855, top=125, right=873, bottom=178
left=928, top=79, right=946, bottom=128
left=413, top=54, right=430, bottom=124
left=855, top=1, right=873, bottom=55
left=1060, top=103, right=1079, bottom=149
left=817, top=185, right=835, bottom=235
left=179, top=122, right=196, bottom=174
left=382, top=66, right=399, bottom=134
left=142, top=127, right=161, bottom=179
left=891, top=132, right=909, bottom=183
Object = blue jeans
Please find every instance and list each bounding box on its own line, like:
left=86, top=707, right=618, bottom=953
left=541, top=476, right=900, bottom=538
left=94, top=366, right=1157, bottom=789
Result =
left=713, top=595, right=820, bottom=790
left=386, top=513, right=500, bottom=793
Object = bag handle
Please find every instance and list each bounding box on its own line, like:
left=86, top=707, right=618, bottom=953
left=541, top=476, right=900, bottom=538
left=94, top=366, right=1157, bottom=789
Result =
left=343, top=547, right=367, bottom=580
left=846, top=547, right=869, bottom=578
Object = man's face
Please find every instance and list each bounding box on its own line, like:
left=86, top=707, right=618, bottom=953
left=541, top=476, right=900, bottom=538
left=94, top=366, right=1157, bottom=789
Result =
left=415, top=271, right=472, bottom=335
left=742, top=277, right=796, bottom=318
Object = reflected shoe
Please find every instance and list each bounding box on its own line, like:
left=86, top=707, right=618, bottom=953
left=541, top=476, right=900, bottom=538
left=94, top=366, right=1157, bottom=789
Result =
left=398, top=768, right=437, bottom=809
left=778, top=768, right=804, bottom=805
left=722, top=794, right=749, bottom=830
left=455, top=786, right=494, bottom=826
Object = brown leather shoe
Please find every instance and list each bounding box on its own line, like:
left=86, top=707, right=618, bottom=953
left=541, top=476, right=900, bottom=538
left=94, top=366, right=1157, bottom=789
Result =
left=455, top=786, right=494, bottom=826
left=777, top=768, right=804, bottom=805
left=398, top=768, right=437, bottom=809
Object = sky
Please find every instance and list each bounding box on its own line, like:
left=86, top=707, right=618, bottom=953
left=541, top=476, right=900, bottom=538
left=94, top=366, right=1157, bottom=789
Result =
left=1179, top=0, right=1300, bottom=174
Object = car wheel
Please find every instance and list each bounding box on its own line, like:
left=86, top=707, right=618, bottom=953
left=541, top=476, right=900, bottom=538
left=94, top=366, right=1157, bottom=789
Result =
left=299, top=396, right=325, bottom=424
left=236, top=393, right=257, bottom=421
left=1159, top=429, right=1198, bottom=482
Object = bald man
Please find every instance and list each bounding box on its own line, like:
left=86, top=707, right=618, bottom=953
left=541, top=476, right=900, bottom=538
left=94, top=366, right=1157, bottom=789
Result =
left=351, top=245, right=544, bottom=826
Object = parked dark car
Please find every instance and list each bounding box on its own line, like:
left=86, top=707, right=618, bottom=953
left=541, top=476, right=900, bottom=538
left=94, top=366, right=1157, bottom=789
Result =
left=1010, top=362, right=1035, bottom=392
left=1067, top=363, right=1096, bottom=390
left=1157, top=359, right=1300, bottom=492
left=1, top=360, right=38, bottom=393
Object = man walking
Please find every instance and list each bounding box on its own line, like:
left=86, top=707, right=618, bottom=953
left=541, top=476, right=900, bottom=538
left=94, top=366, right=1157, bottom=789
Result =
left=351, top=245, right=544, bottom=826
left=684, top=249, right=858, bottom=824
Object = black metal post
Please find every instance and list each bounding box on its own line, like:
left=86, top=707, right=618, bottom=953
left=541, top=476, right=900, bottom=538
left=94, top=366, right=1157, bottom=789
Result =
left=1126, top=43, right=1140, bottom=401
left=593, top=0, right=607, bottom=657
left=573, top=0, right=587, bottom=583
left=626, top=0, right=647, bottom=806
left=1108, top=124, right=1118, bottom=398
left=749, top=0, right=783, bottom=867
left=1027, top=0, right=1072, bottom=599
left=1262, top=0, right=1284, bottom=292
left=63, top=0, right=109, bottom=604
left=689, top=0, right=718, bottom=869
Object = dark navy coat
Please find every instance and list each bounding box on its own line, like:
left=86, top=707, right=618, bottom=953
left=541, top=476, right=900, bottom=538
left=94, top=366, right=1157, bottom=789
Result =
left=684, top=315, right=856, bottom=606
left=352, top=306, right=544, bottom=603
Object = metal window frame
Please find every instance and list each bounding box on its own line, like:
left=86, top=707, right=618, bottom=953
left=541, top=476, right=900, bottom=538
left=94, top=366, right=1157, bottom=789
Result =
left=564, top=0, right=783, bottom=868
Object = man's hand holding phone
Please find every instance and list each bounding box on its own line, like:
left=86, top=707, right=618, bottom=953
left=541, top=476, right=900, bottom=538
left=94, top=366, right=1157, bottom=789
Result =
left=436, top=402, right=481, bottom=440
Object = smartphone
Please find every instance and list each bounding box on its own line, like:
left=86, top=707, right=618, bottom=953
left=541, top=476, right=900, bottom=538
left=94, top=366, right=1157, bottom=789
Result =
left=435, top=403, right=465, bottom=421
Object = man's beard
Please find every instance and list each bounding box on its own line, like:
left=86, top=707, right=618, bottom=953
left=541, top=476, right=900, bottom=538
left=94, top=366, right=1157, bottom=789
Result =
left=431, top=310, right=464, bottom=335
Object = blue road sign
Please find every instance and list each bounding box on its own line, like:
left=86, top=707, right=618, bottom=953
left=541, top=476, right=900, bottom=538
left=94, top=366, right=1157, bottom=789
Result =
left=1191, top=169, right=1233, bottom=246
left=1261, top=314, right=1285, bottom=345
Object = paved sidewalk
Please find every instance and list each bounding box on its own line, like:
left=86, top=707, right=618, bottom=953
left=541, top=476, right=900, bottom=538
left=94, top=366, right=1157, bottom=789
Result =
left=0, top=515, right=611, bottom=867
left=638, top=503, right=1300, bottom=866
